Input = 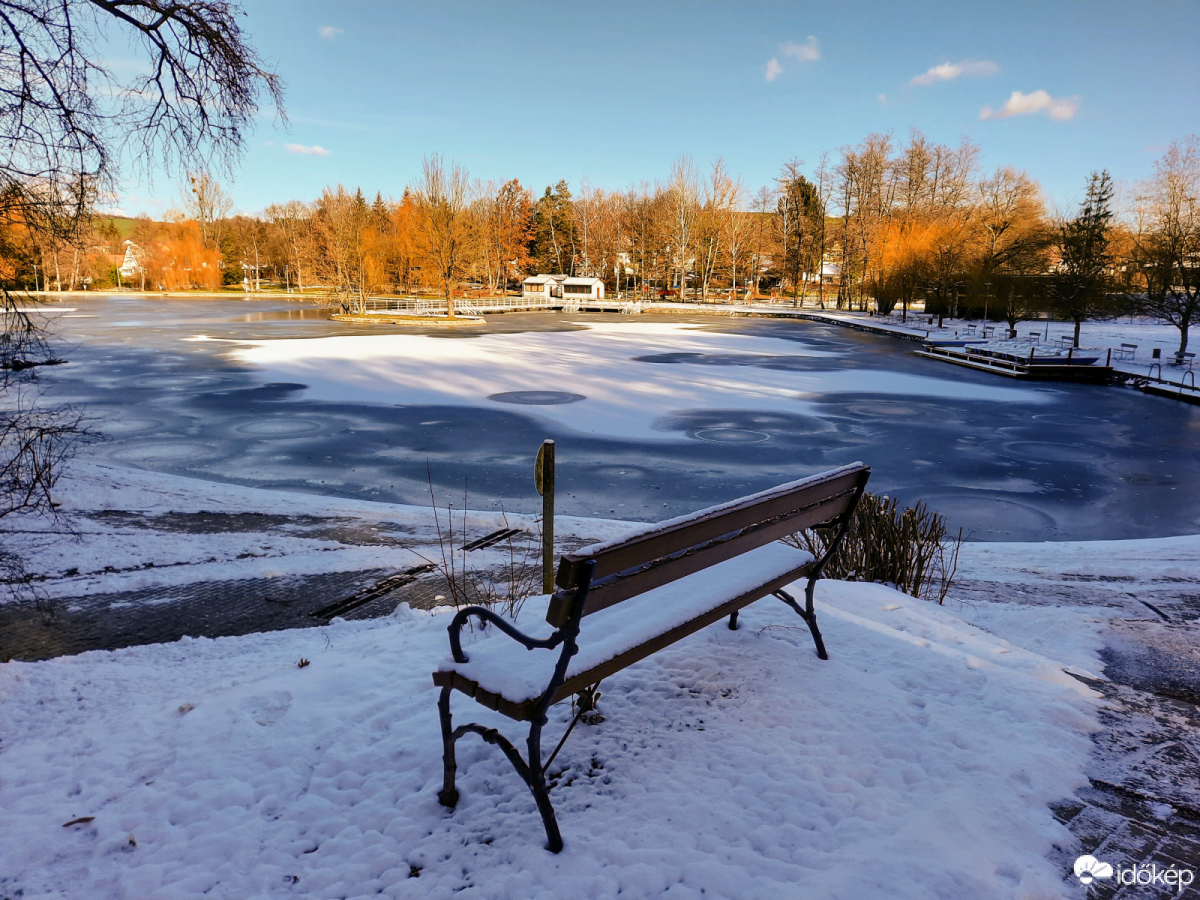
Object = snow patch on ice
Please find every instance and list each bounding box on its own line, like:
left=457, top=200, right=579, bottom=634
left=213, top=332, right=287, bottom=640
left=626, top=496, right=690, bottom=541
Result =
left=228, top=321, right=1048, bottom=440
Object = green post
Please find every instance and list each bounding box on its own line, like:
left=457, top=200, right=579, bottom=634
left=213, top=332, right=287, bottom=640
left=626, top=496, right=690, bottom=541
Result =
left=535, top=440, right=555, bottom=594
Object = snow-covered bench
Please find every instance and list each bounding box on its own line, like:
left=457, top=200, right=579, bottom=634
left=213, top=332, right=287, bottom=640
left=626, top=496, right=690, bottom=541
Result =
left=1114, top=342, right=1137, bottom=360
left=431, top=462, right=872, bottom=851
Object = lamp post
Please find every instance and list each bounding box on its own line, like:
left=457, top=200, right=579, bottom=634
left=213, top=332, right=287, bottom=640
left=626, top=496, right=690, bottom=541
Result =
left=984, top=282, right=992, bottom=322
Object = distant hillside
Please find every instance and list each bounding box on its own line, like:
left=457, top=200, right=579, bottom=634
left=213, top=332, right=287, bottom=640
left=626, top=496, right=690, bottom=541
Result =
left=92, top=216, right=141, bottom=238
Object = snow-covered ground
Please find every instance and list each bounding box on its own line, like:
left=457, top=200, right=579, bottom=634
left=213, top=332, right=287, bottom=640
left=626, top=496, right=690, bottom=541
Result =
left=0, top=461, right=1154, bottom=899
left=0, top=576, right=1103, bottom=899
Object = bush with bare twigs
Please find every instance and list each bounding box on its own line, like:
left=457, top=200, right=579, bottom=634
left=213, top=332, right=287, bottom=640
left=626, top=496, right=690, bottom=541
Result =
left=791, top=493, right=962, bottom=604
left=419, top=475, right=543, bottom=621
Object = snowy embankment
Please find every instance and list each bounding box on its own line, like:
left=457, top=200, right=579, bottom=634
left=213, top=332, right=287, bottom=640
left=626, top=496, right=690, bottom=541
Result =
left=0, top=467, right=1113, bottom=898
left=0, top=584, right=1101, bottom=900
left=10, top=462, right=633, bottom=602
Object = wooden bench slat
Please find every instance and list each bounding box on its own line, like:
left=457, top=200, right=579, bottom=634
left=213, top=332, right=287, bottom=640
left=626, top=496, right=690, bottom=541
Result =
left=549, top=558, right=814, bottom=704
left=547, top=488, right=857, bottom=627
left=557, top=464, right=864, bottom=582
left=548, top=464, right=867, bottom=626
left=432, top=669, right=536, bottom=721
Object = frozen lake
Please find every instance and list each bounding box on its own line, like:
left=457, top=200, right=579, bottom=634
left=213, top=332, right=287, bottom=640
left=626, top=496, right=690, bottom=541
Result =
left=37, top=294, right=1200, bottom=541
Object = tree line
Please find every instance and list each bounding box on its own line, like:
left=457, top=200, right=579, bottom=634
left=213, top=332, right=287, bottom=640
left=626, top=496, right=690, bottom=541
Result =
left=6, top=132, right=1198, bottom=352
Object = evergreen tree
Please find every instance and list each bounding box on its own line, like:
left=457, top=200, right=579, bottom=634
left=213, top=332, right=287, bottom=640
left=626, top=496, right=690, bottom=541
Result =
left=371, top=191, right=391, bottom=232
left=775, top=165, right=824, bottom=306
left=1048, top=171, right=1115, bottom=347
left=529, top=181, right=577, bottom=274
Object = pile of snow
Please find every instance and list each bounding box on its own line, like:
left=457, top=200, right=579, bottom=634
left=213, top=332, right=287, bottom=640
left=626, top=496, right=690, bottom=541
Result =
left=0, top=577, right=1102, bottom=898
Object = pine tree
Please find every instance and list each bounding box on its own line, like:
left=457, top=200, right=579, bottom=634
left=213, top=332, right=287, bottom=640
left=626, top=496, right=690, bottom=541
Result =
left=529, top=181, right=576, bottom=274
left=371, top=191, right=391, bottom=232
left=1048, top=171, right=1115, bottom=347
left=775, top=169, right=824, bottom=307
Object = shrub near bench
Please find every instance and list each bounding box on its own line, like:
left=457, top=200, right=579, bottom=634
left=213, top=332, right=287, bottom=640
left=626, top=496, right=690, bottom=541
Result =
left=431, top=462, right=871, bottom=851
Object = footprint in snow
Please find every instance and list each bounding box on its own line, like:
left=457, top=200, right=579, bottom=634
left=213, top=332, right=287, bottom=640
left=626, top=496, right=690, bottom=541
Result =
left=242, top=691, right=292, bottom=726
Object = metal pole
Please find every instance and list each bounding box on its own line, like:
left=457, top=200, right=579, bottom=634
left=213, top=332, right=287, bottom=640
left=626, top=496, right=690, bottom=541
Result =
left=536, top=440, right=556, bottom=594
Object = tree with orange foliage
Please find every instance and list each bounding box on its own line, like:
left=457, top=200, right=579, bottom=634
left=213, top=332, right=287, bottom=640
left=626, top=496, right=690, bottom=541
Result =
left=414, top=155, right=472, bottom=315
left=142, top=220, right=222, bottom=290
left=391, top=189, right=420, bottom=296
left=310, top=185, right=370, bottom=311
left=874, top=218, right=934, bottom=319
left=479, top=179, right=533, bottom=292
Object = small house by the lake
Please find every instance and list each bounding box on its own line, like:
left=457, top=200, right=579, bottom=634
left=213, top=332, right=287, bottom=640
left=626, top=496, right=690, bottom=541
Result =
left=561, top=276, right=604, bottom=299
left=522, top=274, right=566, bottom=300
left=521, top=274, right=605, bottom=302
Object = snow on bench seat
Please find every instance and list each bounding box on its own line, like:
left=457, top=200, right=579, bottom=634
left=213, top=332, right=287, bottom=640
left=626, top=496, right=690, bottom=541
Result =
left=437, top=541, right=814, bottom=709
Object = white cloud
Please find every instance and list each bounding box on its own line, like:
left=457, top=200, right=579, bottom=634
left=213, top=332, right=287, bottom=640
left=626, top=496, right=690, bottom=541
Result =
left=781, top=36, right=820, bottom=63
left=765, top=36, right=819, bottom=82
left=318, top=26, right=343, bottom=39
left=285, top=143, right=332, bottom=156
left=979, top=90, right=1079, bottom=122
left=878, top=93, right=888, bottom=107
left=910, top=59, right=999, bottom=86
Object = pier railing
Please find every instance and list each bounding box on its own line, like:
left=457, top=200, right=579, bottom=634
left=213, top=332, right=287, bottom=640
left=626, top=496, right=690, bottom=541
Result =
left=362, top=296, right=562, bottom=314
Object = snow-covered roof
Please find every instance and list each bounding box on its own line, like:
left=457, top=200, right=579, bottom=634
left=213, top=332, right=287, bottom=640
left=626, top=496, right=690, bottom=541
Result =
left=523, top=274, right=570, bottom=285
left=562, top=276, right=603, bottom=286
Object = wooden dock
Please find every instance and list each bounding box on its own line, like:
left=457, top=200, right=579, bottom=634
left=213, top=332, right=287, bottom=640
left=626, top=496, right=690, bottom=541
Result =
left=1142, top=381, right=1200, bottom=405
left=913, top=343, right=1113, bottom=382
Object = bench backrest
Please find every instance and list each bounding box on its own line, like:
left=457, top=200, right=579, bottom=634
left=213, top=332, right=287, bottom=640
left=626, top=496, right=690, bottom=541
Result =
left=545, top=463, right=870, bottom=627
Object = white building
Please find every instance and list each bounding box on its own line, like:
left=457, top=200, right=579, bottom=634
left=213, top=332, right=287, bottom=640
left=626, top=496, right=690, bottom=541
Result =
left=561, top=276, right=604, bottom=300
left=118, top=241, right=144, bottom=280
left=521, top=273, right=606, bottom=301
left=521, top=273, right=566, bottom=299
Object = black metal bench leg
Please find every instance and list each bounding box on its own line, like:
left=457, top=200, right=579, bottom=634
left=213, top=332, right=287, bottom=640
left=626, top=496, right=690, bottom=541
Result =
left=728, top=610, right=739, bottom=630
left=774, top=585, right=829, bottom=661
left=803, top=578, right=830, bottom=660
left=526, top=719, right=564, bottom=853
left=437, top=686, right=460, bottom=808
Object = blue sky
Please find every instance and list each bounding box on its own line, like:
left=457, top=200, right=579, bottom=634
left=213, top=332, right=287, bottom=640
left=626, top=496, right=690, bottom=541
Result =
left=116, top=0, right=1199, bottom=217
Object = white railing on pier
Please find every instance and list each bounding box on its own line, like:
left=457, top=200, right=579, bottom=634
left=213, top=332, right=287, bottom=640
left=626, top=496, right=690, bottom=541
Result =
left=362, top=296, right=560, bottom=315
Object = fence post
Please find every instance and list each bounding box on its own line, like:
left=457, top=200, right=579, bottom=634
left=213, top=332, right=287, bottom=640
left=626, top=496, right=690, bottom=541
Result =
left=535, top=440, right=555, bottom=595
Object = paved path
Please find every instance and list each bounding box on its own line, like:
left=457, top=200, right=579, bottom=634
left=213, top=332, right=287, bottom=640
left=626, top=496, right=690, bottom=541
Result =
left=951, top=569, right=1200, bottom=897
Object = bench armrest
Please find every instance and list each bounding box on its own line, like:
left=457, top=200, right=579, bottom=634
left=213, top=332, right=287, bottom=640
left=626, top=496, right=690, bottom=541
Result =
left=447, top=606, right=564, bottom=663
left=448, top=560, right=598, bottom=664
